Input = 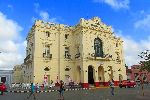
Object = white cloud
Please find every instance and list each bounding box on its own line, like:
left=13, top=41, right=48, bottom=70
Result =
left=39, top=11, right=58, bottom=23
left=114, top=29, right=150, bottom=67
left=7, top=4, right=13, bottom=10
left=31, top=17, right=37, bottom=23
left=33, top=3, right=59, bottom=23
left=134, top=14, right=150, bottom=31
left=0, top=12, right=26, bottom=70
left=94, top=0, right=130, bottom=10
left=123, top=37, right=142, bottom=67
left=39, top=11, right=49, bottom=21
left=0, top=40, right=18, bottom=53
left=34, top=3, right=40, bottom=13
left=0, top=12, right=22, bottom=41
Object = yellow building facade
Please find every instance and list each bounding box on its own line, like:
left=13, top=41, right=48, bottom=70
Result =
left=12, top=65, right=23, bottom=83
left=24, top=17, right=127, bottom=88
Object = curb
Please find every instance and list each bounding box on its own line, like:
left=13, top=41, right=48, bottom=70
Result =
left=6, top=88, right=90, bottom=93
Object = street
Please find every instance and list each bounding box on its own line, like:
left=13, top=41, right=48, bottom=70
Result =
left=0, top=85, right=150, bottom=100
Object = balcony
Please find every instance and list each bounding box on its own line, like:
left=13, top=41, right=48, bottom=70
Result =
left=43, top=53, right=52, bottom=59
left=87, top=53, right=112, bottom=61
left=65, top=54, right=71, bottom=59
left=75, top=53, right=80, bottom=59
left=24, top=54, right=32, bottom=64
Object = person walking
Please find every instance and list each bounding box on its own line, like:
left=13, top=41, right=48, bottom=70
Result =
left=109, top=79, right=115, bottom=96
left=58, top=80, right=64, bottom=100
left=27, top=83, right=36, bottom=100
left=35, top=83, right=39, bottom=92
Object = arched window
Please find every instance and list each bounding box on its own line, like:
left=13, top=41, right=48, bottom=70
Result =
left=94, top=38, right=103, bottom=57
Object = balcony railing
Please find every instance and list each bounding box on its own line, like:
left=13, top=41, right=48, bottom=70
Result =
left=43, top=53, right=52, bottom=59
left=75, top=53, right=80, bottom=58
left=65, top=54, right=71, bottom=59
left=24, top=54, right=32, bottom=64
left=87, top=53, right=112, bottom=61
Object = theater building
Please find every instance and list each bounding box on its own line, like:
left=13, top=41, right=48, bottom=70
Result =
left=24, top=17, right=127, bottom=88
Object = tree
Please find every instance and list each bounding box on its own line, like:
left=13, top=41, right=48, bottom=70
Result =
left=125, top=64, right=128, bottom=69
left=138, top=50, right=150, bottom=72
left=138, top=50, right=150, bottom=96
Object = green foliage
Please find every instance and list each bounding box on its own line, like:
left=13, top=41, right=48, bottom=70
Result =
left=125, top=64, right=128, bottom=69
left=138, top=50, right=150, bottom=72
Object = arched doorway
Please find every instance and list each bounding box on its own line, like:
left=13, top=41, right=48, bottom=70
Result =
left=98, top=66, right=105, bottom=85
left=88, top=65, right=94, bottom=84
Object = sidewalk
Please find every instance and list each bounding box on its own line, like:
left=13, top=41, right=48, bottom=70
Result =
left=91, top=86, right=119, bottom=89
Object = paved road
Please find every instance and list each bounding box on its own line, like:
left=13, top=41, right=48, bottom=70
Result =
left=1, top=86, right=150, bottom=100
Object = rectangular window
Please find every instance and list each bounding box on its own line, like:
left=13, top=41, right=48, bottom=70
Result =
left=46, top=31, right=50, bottom=37
left=116, top=43, right=118, bottom=47
left=65, top=47, right=70, bottom=58
left=43, top=45, right=51, bottom=58
left=26, top=50, right=28, bottom=56
left=65, top=34, right=69, bottom=39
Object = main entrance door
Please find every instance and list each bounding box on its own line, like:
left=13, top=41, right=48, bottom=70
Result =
left=1, top=77, right=6, bottom=83
left=88, top=65, right=94, bottom=84
left=98, top=66, right=105, bottom=85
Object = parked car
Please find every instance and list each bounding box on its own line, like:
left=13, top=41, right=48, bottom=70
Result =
left=49, top=83, right=55, bottom=88
left=119, top=80, right=136, bottom=88
left=11, top=83, right=21, bottom=89
left=21, top=83, right=31, bottom=89
left=0, top=82, right=7, bottom=95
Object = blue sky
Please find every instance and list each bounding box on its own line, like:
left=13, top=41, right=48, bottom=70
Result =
left=0, top=0, right=150, bottom=69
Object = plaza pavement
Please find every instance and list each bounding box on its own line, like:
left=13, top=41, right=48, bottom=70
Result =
left=0, top=85, right=150, bottom=100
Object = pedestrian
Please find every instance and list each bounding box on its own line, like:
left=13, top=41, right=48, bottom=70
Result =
left=41, top=84, right=44, bottom=91
left=35, top=83, right=39, bottom=92
left=109, top=79, right=115, bottom=96
left=58, top=80, right=64, bottom=100
left=51, top=80, right=53, bottom=85
left=27, top=83, right=36, bottom=100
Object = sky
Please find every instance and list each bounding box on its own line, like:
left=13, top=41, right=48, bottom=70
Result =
left=0, top=0, right=150, bottom=70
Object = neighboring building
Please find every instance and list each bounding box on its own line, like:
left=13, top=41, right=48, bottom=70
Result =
left=0, top=70, right=12, bottom=87
left=20, top=64, right=26, bottom=83
left=126, top=65, right=150, bottom=83
left=126, top=68, right=132, bottom=80
left=24, top=17, right=127, bottom=88
left=12, top=65, right=23, bottom=83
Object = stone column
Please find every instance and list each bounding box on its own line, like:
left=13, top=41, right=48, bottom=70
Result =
left=113, top=69, right=119, bottom=86
left=103, top=66, right=110, bottom=86
left=81, top=68, right=89, bottom=88
left=94, top=67, right=99, bottom=87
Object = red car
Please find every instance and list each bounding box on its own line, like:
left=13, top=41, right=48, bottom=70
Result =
left=119, top=80, right=136, bottom=88
left=0, top=82, right=7, bottom=95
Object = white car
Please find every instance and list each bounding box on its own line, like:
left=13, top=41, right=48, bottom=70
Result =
left=49, top=84, right=55, bottom=88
